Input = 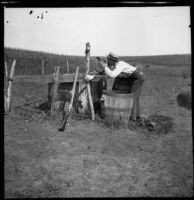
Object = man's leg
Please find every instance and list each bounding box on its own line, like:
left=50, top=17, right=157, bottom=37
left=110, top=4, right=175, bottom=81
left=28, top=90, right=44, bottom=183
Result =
left=130, top=91, right=138, bottom=121
left=130, top=74, right=145, bottom=121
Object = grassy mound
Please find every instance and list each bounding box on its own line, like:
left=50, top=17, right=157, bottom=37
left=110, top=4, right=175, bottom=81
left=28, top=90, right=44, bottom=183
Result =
left=177, top=90, right=191, bottom=110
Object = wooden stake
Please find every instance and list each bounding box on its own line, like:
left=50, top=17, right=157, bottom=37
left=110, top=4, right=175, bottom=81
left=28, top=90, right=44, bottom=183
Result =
left=4, top=95, right=8, bottom=114
left=51, top=66, right=60, bottom=116
left=5, top=61, right=8, bottom=79
left=47, top=83, right=53, bottom=109
left=42, top=59, right=44, bottom=75
left=66, top=60, right=69, bottom=74
left=5, top=60, right=16, bottom=114
left=85, top=42, right=95, bottom=120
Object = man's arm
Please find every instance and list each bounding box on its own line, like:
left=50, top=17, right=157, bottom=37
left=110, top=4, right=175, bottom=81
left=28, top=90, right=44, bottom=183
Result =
left=104, top=62, right=126, bottom=78
left=104, top=66, right=123, bottom=78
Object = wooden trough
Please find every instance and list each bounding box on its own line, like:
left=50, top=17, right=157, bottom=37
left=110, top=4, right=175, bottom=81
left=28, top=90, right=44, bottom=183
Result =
left=12, top=72, right=112, bottom=116
left=47, top=71, right=110, bottom=116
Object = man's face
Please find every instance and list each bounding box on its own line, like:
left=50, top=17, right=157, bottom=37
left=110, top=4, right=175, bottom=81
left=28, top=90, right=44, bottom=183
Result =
left=107, top=58, right=116, bottom=70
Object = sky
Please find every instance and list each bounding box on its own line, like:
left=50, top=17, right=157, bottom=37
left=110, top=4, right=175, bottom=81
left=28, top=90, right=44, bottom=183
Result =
left=4, top=7, right=191, bottom=56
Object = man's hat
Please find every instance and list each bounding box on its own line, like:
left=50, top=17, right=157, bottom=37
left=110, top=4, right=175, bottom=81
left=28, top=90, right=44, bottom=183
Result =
left=107, top=52, right=119, bottom=62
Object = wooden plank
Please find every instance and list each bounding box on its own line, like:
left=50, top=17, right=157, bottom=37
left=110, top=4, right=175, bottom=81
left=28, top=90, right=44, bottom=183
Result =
left=13, top=75, right=53, bottom=83
left=60, top=73, right=85, bottom=82
left=13, top=74, right=109, bottom=83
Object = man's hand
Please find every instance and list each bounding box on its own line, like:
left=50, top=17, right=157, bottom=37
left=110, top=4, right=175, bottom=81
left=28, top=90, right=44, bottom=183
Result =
left=99, top=60, right=107, bottom=69
left=85, top=74, right=95, bottom=81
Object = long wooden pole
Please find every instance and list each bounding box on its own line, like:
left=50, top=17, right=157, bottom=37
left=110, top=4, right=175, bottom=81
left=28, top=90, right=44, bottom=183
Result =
left=85, top=42, right=95, bottom=120
left=5, top=60, right=16, bottom=113
left=58, top=66, right=79, bottom=131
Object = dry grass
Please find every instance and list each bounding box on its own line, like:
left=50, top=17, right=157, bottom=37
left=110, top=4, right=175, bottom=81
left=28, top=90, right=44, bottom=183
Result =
left=4, top=56, right=192, bottom=197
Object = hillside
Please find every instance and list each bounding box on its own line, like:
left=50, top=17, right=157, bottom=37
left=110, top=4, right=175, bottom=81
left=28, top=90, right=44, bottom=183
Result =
left=121, top=54, right=191, bottom=67
left=4, top=47, right=191, bottom=75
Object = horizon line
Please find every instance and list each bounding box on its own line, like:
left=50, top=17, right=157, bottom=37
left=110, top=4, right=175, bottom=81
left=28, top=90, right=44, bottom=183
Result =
left=4, top=46, right=191, bottom=57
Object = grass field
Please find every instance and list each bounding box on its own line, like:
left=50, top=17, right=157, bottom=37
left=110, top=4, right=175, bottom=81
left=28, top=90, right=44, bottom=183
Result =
left=4, top=48, right=192, bottom=197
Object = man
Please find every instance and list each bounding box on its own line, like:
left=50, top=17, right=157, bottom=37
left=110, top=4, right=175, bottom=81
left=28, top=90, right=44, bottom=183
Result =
left=100, top=52, right=145, bottom=121
left=85, top=52, right=145, bottom=121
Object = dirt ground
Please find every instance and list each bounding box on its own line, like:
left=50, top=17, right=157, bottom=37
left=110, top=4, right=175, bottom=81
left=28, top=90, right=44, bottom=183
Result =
left=4, top=64, right=193, bottom=197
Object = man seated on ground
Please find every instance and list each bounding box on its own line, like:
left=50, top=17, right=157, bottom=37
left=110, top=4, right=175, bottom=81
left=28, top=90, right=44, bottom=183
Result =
left=86, top=52, right=145, bottom=121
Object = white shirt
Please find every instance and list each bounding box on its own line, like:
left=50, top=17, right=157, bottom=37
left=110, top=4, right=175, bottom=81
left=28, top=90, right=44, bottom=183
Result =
left=104, top=61, right=136, bottom=78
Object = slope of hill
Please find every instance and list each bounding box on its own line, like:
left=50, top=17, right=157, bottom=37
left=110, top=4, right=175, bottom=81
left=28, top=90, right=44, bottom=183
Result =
left=121, top=54, right=191, bottom=67
left=4, top=47, right=191, bottom=75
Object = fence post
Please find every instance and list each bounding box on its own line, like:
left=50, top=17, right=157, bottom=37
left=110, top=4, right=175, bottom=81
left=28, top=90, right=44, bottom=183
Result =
left=66, top=60, right=69, bottom=74
left=5, top=61, right=8, bottom=79
left=5, top=60, right=16, bottom=114
left=47, top=83, right=52, bottom=109
left=85, top=42, right=95, bottom=120
left=42, top=59, right=44, bottom=75
left=51, top=66, right=60, bottom=116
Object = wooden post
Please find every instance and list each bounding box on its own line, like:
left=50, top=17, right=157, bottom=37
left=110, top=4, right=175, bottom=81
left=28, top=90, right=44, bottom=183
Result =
left=66, top=60, right=69, bottom=74
left=5, top=60, right=16, bottom=114
left=5, top=61, right=8, bottom=79
left=42, top=59, right=44, bottom=75
left=95, top=59, right=98, bottom=72
left=85, top=42, right=95, bottom=120
left=47, top=83, right=53, bottom=109
left=51, top=66, right=60, bottom=116
left=85, top=43, right=90, bottom=74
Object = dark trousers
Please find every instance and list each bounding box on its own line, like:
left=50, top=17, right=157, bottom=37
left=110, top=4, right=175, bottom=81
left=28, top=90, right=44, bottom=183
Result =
left=112, top=71, right=145, bottom=121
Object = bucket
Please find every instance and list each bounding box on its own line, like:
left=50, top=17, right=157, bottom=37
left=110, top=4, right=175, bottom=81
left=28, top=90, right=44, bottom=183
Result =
left=101, top=90, right=134, bottom=123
